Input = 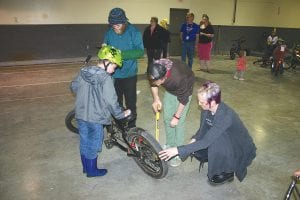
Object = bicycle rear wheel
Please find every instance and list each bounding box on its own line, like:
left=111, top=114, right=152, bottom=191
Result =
left=127, top=127, right=168, bottom=179
left=65, top=109, right=79, bottom=134
left=230, top=48, right=236, bottom=60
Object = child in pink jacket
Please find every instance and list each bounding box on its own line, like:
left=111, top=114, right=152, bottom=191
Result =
left=234, top=50, right=246, bottom=81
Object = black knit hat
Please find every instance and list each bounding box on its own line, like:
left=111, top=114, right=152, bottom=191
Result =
left=108, top=7, right=128, bottom=25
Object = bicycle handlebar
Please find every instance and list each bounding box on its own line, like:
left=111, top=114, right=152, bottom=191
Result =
left=84, top=55, right=92, bottom=64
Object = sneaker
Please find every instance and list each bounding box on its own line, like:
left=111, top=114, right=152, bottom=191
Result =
left=170, top=156, right=181, bottom=167
left=233, top=76, right=238, bottom=80
left=239, top=77, right=245, bottom=81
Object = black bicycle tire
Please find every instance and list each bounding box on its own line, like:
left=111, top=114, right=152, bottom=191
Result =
left=253, top=59, right=262, bottom=65
left=230, top=49, right=235, bottom=60
left=127, top=128, right=168, bottom=179
left=65, top=109, right=79, bottom=134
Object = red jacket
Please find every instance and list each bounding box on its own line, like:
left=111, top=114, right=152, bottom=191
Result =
left=273, top=45, right=287, bottom=61
left=236, top=56, right=246, bottom=71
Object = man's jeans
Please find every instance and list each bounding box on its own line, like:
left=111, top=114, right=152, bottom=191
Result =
left=181, top=41, right=195, bottom=68
left=77, top=119, right=104, bottom=159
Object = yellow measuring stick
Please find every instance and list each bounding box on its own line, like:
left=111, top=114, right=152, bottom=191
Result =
left=155, top=111, right=160, bottom=141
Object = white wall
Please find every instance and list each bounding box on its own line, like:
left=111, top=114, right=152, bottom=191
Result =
left=0, top=0, right=299, bottom=28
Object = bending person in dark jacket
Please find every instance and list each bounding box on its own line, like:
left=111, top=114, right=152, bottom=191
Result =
left=159, top=81, right=256, bottom=185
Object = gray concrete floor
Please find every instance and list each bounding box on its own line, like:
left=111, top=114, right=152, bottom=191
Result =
left=0, top=56, right=299, bottom=200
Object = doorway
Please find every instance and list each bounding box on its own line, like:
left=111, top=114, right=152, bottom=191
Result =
left=169, top=8, right=189, bottom=56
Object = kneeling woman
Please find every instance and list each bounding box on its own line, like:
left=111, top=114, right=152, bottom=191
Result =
left=159, top=81, right=256, bottom=185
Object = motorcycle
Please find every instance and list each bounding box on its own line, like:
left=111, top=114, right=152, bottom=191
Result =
left=290, top=44, right=300, bottom=70
left=271, top=44, right=287, bottom=76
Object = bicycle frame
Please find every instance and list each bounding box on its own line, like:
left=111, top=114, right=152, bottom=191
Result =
left=284, top=176, right=300, bottom=200
left=104, top=118, right=142, bottom=158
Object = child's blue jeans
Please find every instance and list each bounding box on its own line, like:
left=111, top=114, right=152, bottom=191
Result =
left=77, top=119, right=104, bottom=159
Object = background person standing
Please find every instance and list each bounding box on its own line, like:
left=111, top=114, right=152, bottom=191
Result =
left=180, top=12, right=199, bottom=69
left=160, top=18, right=171, bottom=58
left=103, top=7, right=144, bottom=128
left=198, top=14, right=214, bottom=73
left=143, top=17, right=164, bottom=71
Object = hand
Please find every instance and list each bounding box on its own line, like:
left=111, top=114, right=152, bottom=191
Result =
left=170, top=117, right=179, bottom=128
left=200, top=32, right=204, bottom=35
left=294, top=168, right=300, bottom=177
left=152, top=100, right=162, bottom=113
left=124, top=109, right=131, bottom=117
left=159, top=147, right=179, bottom=161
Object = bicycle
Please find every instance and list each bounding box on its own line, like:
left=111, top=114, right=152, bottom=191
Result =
left=230, top=37, right=249, bottom=60
left=284, top=175, right=300, bottom=200
left=65, top=109, right=168, bottom=179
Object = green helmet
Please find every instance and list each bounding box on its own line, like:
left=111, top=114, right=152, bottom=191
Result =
left=97, top=45, right=122, bottom=67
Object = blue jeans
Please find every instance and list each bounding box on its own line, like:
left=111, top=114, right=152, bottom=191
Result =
left=77, top=119, right=104, bottom=159
left=181, top=41, right=195, bottom=68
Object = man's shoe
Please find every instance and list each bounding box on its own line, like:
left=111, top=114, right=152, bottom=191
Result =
left=209, top=172, right=234, bottom=185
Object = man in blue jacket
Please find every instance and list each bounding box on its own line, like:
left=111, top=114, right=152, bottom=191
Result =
left=180, top=12, right=199, bottom=69
left=159, top=81, right=256, bottom=185
left=103, top=7, right=144, bottom=128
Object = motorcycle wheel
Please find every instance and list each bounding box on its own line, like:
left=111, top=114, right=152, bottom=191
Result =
left=230, top=48, right=236, bottom=60
left=291, top=59, right=297, bottom=70
left=65, top=109, right=79, bottom=134
left=127, top=127, right=168, bottom=179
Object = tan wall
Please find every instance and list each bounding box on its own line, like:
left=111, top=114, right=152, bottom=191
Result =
left=0, top=0, right=299, bottom=28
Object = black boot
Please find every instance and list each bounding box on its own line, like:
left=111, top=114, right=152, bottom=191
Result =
left=209, top=172, right=234, bottom=185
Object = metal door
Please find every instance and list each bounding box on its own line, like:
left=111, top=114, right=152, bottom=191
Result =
left=169, top=8, right=189, bottom=56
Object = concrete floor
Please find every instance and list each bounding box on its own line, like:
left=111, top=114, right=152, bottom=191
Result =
left=0, top=56, right=299, bottom=200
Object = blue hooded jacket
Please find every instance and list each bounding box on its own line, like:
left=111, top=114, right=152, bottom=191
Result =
left=70, top=66, right=125, bottom=124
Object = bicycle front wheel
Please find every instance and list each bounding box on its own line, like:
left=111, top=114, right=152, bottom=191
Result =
left=127, top=127, right=168, bottom=179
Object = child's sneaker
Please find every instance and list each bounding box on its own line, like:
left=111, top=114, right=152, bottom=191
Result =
left=233, top=76, right=239, bottom=80
left=239, top=77, right=245, bottom=81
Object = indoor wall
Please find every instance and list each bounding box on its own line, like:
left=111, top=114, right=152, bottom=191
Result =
left=0, top=0, right=299, bottom=63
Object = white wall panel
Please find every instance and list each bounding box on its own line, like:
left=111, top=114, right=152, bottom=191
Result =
left=0, top=0, right=299, bottom=27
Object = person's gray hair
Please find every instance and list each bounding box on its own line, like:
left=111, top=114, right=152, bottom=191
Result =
left=198, top=81, right=221, bottom=104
